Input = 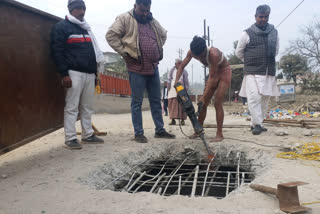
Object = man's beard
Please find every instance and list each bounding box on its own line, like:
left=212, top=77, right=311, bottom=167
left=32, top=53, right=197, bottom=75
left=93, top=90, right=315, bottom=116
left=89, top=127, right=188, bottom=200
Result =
left=133, top=9, right=153, bottom=24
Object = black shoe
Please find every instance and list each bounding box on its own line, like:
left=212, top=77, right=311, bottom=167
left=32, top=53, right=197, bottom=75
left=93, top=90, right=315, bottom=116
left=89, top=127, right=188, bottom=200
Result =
left=169, top=120, right=176, bottom=126
left=134, top=134, right=148, bottom=143
left=155, top=130, right=176, bottom=139
left=180, top=120, right=185, bottom=125
left=82, top=134, right=104, bottom=144
left=250, top=126, right=267, bottom=132
left=64, top=139, right=82, bottom=149
left=252, top=125, right=264, bottom=135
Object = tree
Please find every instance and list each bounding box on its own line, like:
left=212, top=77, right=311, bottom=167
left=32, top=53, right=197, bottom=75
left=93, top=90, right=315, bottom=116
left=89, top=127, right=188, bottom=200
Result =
left=227, top=41, right=243, bottom=65
left=227, top=41, right=244, bottom=92
left=279, top=54, right=309, bottom=85
left=105, top=57, right=127, bottom=74
left=288, top=18, right=320, bottom=71
left=276, top=72, right=284, bottom=79
left=160, top=69, right=169, bottom=82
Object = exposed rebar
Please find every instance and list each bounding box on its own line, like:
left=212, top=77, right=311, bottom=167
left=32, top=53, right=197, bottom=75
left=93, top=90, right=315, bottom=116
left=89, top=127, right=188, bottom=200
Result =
left=141, top=180, right=252, bottom=186
left=133, top=152, right=178, bottom=193
left=154, top=164, right=181, bottom=194
left=173, top=168, right=196, bottom=195
left=191, top=165, right=199, bottom=197
left=226, top=172, right=231, bottom=196
left=204, top=166, right=220, bottom=196
left=162, top=151, right=196, bottom=196
left=133, top=169, right=254, bottom=179
left=127, top=171, right=146, bottom=192
left=178, top=176, right=181, bottom=195
left=102, top=159, right=149, bottom=190
left=241, top=172, right=245, bottom=185
left=121, top=171, right=136, bottom=192
left=236, top=152, right=241, bottom=188
left=150, top=173, right=166, bottom=193
left=201, top=155, right=216, bottom=196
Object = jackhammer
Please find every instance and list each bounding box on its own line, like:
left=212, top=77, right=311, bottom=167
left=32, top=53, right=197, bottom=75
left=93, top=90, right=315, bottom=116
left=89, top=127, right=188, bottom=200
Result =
left=174, top=82, right=214, bottom=158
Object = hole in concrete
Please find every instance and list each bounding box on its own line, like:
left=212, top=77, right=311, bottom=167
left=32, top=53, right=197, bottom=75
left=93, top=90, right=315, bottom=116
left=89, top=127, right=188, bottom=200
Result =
left=99, top=150, right=259, bottom=199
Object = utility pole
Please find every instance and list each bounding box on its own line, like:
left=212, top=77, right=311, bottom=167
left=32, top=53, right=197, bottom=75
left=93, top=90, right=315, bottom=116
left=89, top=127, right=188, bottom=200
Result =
left=203, top=19, right=207, bottom=86
left=192, top=64, right=194, bottom=85
left=177, top=48, right=184, bottom=59
left=207, top=26, right=210, bottom=46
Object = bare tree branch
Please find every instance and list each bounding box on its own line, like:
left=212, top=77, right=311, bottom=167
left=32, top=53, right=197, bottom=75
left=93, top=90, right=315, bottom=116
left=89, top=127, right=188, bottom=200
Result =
left=288, top=19, right=320, bottom=71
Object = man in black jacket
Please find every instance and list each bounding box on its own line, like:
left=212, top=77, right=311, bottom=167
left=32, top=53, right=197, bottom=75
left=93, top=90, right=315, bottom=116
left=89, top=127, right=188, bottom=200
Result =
left=51, top=0, right=104, bottom=149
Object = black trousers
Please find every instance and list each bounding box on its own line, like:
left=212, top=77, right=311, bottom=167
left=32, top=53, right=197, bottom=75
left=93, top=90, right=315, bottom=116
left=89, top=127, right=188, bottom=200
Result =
left=163, top=99, right=168, bottom=115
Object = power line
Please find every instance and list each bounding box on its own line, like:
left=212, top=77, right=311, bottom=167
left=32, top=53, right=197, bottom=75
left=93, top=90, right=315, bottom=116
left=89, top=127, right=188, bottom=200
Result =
left=276, top=0, right=305, bottom=28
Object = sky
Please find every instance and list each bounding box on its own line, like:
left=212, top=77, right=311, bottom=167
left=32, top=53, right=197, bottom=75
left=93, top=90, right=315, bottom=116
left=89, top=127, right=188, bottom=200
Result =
left=15, top=0, right=320, bottom=84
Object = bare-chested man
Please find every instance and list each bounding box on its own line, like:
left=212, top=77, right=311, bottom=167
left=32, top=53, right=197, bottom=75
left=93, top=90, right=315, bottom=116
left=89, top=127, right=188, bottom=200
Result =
left=175, top=36, right=232, bottom=142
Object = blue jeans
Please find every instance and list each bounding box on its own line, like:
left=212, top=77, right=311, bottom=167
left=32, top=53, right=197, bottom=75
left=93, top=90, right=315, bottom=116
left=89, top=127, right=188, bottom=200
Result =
left=129, top=68, right=165, bottom=136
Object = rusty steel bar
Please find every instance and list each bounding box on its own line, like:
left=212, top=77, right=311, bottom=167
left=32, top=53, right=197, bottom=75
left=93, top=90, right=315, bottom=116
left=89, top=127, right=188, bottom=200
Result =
left=127, top=171, right=146, bottom=192
left=157, top=187, right=162, bottom=195
left=122, top=171, right=136, bottom=192
left=226, top=172, right=231, bottom=196
left=241, top=172, right=245, bottom=185
left=173, top=168, right=196, bottom=195
left=142, top=178, right=253, bottom=185
left=140, top=163, right=261, bottom=168
left=226, top=150, right=231, bottom=165
left=134, top=169, right=254, bottom=178
left=133, top=152, right=179, bottom=193
left=154, top=164, right=181, bottom=194
left=201, top=155, right=216, bottom=196
left=144, top=183, right=239, bottom=188
left=149, top=173, right=166, bottom=193
left=102, top=159, right=149, bottom=190
left=178, top=176, right=182, bottom=195
left=162, top=151, right=196, bottom=196
left=204, top=166, right=220, bottom=197
left=191, top=165, right=199, bottom=197
left=236, top=152, right=241, bottom=188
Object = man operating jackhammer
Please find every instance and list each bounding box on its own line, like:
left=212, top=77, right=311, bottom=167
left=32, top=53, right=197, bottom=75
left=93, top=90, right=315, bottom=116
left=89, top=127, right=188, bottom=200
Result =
left=175, top=36, right=232, bottom=142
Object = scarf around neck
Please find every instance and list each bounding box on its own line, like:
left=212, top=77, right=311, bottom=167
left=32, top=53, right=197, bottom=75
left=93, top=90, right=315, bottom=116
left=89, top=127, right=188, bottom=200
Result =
left=66, top=14, right=105, bottom=64
left=250, top=23, right=278, bottom=57
left=133, top=9, right=153, bottom=24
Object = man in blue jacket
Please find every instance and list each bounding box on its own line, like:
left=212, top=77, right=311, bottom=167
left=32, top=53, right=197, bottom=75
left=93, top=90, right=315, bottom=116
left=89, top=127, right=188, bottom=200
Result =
left=51, top=0, right=104, bottom=149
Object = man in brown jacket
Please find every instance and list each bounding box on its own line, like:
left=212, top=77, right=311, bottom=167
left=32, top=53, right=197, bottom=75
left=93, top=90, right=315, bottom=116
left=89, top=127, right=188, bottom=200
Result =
left=106, top=0, right=175, bottom=143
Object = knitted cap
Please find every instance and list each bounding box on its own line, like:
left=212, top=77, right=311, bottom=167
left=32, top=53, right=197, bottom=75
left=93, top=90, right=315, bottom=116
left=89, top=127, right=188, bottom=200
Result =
left=68, top=0, right=86, bottom=12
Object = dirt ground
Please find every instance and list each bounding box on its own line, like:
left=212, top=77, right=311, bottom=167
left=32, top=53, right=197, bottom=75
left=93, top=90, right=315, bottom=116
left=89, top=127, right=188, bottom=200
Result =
left=0, top=99, right=320, bottom=214
left=93, top=94, right=150, bottom=114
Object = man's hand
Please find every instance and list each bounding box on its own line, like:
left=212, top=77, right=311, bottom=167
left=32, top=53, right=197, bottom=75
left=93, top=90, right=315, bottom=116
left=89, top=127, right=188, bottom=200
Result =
left=62, top=76, right=72, bottom=88
left=173, top=81, right=181, bottom=89
left=196, top=101, right=204, bottom=117
left=123, top=54, right=136, bottom=64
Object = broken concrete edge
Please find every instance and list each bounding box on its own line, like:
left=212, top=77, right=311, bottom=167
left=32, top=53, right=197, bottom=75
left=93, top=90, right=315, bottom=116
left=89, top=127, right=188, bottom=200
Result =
left=77, top=141, right=273, bottom=195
